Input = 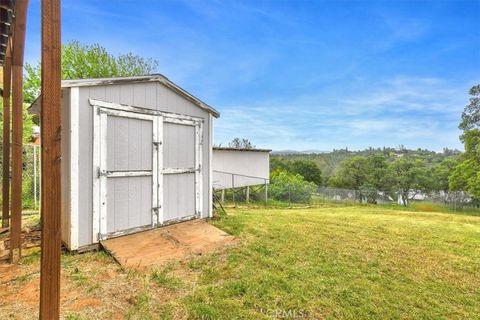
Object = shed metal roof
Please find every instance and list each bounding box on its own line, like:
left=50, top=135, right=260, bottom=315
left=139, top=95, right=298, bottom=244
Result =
left=29, top=74, right=220, bottom=118
left=213, top=147, right=272, bottom=153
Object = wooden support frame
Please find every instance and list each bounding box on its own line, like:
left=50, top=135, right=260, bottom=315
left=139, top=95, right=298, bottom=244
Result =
left=2, top=40, right=11, bottom=228
left=39, top=0, right=62, bottom=318
left=10, top=0, right=29, bottom=263
left=196, top=121, right=203, bottom=218
left=90, top=98, right=204, bottom=240
left=208, top=114, right=213, bottom=217
left=92, top=106, right=159, bottom=241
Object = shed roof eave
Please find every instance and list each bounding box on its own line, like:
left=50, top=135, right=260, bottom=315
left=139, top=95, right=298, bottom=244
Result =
left=28, top=74, right=220, bottom=118
left=213, top=147, right=272, bottom=153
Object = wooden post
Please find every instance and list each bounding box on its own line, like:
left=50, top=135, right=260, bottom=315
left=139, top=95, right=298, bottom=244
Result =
left=2, top=41, right=11, bottom=228
left=10, top=0, right=29, bottom=263
left=39, top=0, right=62, bottom=318
left=221, top=189, right=225, bottom=203
left=246, top=186, right=250, bottom=203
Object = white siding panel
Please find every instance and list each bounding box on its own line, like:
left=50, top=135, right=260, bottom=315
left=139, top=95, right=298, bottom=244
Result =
left=212, top=150, right=270, bottom=190
left=75, top=80, right=212, bottom=248
left=107, top=176, right=152, bottom=233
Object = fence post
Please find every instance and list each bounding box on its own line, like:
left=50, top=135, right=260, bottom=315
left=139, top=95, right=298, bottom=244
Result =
left=33, top=144, right=37, bottom=210
left=231, top=174, right=235, bottom=206
left=246, top=186, right=250, bottom=203
left=289, top=184, right=291, bottom=206
left=221, top=189, right=225, bottom=204
left=264, top=180, right=268, bottom=205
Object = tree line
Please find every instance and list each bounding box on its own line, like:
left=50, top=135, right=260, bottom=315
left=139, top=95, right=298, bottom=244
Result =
left=269, top=84, right=480, bottom=206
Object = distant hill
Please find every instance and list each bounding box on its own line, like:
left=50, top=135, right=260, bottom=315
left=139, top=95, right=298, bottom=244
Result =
left=272, top=149, right=329, bottom=155
left=271, top=147, right=462, bottom=178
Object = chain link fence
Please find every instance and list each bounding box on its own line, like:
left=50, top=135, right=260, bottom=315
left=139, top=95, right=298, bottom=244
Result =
left=215, top=179, right=479, bottom=212
left=313, top=187, right=479, bottom=211
left=0, top=144, right=40, bottom=212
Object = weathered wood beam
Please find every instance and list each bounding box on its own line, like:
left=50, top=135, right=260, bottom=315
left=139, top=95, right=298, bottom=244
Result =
left=2, top=39, right=11, bottom=228
left=39, top=0, right=62, bottom=317
left=10, top=0, right=28, bottom=263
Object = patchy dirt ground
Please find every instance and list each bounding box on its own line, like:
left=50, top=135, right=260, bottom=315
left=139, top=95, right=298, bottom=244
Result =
left=0, top=215, right=214, bottom=319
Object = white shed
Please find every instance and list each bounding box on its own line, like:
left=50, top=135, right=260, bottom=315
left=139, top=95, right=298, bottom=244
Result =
left=30, top=75, right=219, bottom=251
left=212, top=147, right=271, bottom=190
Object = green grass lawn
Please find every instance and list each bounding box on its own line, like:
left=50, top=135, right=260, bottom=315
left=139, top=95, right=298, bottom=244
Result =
left=2, top=206, right=480, bottom=319
left=186, top=206, right=480, bottom=319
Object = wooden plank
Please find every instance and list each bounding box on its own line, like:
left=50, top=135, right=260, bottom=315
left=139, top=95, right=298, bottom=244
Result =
left=92, top=105, right=100, bottom=243
left=39, top=0, right=61, bottom=318
left=2, top=40, right=11, bottom=228
left=105, top=170, right=152, bottom=178
left=70, top=87, right=79, bottom=250
left=163, top=167, right=197, bottom=175
left=152, top=116, right=159, bottom=226
left=208, top=114, right=213, bottom=217
left=10, top=0, right=29, bottom=263
left=100, top=219, right=236, bottom=269
left=99, top=112, right=107, bottom=240
left=89, top=98, right=203, bottom=123
left=158, top=117, right=164, bottom=225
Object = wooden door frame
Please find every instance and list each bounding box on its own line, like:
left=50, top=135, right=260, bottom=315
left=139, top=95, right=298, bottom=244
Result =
left=90, top=99, right=204, bottom=242
left=163, top=119, right=203, bottom=222
left=92, top=106, right=159, bottom=241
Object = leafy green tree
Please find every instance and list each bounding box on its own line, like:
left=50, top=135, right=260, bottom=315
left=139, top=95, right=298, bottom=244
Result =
left=290, top=159, right=322, bottom=185
left=270, top=157, right=289, bottom=174
left=449, top=130, right=480, bottom=199
left=390, top=159, right=431, bottom=205
left=449, top=158, right=480, bottom=194
left=24, top=40, right=158, bottom=104
left=459, top=84, right=480, bottom=131
left=269, top=171, right=316, bottom=203
left=228, top=137, right=255, bottom=149
left=365, top=155, right=391, bottom=189
left=431, top=157, right=459, bottom=193
left=362, top=155, right=392, bottom=203
left=329, top=156, right=368, bottom=190
left=449, top=83, right=480, bottom=201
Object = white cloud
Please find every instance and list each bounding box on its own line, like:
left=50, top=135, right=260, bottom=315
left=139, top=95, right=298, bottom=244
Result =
left=214, top=75, right=471, bottom=151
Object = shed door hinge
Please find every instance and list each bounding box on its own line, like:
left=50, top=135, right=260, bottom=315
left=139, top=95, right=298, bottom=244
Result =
left=97, top=167, right=107, bottom=178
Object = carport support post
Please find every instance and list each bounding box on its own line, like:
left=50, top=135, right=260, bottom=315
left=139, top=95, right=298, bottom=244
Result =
left=2, top=41, right=11, bottom=228
left=231, top=174, right=235, bottom=205
left=39, top=0, right=62, bottom=318
left=264, top=179, right=268, bottom=205
left=10, top=0, right=29, bottom=263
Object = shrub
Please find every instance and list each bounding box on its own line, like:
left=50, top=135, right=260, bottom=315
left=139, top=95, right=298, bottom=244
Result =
left=269, top=171, right=316, bottom=203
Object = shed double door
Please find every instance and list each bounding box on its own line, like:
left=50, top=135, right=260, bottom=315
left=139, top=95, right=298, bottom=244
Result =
left=93, top=104, right=202, bottom=241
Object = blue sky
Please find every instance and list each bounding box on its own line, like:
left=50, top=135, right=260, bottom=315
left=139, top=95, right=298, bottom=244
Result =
left=24, top=0, right=480, bottom=151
